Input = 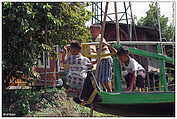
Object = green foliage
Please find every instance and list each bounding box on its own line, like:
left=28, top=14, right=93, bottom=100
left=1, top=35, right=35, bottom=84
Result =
left=74, top=104, right=90, bottom=115
left=2, top=2, right=92, bottom=87
left=137, top=2, right=175, bottom=42
left=137, top=2, right=175, bottom=57
left=5, top=88, right=116, bottom=117
left=15, top=98, right=31, bottom=115
left=7, top=88, right=65, bottom=116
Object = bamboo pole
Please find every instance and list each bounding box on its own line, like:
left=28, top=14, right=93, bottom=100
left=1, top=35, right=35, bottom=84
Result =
left=95, top=2, right=109, bottom=87
left=124, top=2, right=130, bottom=40
left=114, top=2, right=120, bottom=43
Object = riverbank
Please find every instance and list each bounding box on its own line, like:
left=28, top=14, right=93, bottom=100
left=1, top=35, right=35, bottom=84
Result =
left=3, top=88, right=116, bottom=117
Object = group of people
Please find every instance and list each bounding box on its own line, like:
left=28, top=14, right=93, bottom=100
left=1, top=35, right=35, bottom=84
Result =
left=63, top=24, right=146, bottom=101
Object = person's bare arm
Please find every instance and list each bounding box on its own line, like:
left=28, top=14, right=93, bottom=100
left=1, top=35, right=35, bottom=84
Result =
left=90, top=48, right=97, bottom=53
left=63, top=58, right=69, bottom=71
left=91, top=60, right=97, bottom=64
left=102, top=41, right=117, bottom=54
left=63, top=46, right=70, bottom=71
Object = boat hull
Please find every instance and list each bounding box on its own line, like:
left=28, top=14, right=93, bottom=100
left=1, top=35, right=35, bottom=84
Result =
left=93, top=92, right=175, bottom=116
left=93, top=102, right=175, bottom=117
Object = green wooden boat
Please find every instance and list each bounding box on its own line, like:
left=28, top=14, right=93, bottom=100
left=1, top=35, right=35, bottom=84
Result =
left=93, top=91, right=175, bottom=116
left=78, top=44, right=175, bottom=117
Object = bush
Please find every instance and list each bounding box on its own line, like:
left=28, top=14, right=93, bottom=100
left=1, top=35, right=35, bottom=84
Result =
left=5, top=88, right=66, bottom=116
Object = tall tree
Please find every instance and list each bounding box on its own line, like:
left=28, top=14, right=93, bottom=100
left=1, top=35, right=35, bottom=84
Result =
left=137, top=2, right=174, bottom=42
left=2, top=2, right=92, bottom=88
left=137, top=2, right=175, bottom=57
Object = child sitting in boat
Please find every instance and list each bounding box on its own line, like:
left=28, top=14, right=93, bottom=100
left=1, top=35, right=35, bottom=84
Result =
left=102, top=42, right=146, bottom=92
left=64, top=40, right=92, bottom=98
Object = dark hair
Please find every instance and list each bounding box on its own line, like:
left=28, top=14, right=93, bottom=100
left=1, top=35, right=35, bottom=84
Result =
left=116, top=46, right=129, bottom=56
left=70, top=40, right=81, bottom=50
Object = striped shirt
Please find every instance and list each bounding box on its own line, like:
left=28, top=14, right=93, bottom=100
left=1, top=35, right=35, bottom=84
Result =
left=66, top=54, right=91, bottom=78
left=65, top=54, right=92, bottom=97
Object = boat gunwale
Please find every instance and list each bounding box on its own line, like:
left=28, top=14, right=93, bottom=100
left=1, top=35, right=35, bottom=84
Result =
left=97, top=91, right=175, bottom=105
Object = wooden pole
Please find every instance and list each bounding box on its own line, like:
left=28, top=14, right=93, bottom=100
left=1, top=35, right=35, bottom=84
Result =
left=156, top=2, right=163, bottom=44
left=114, top=2, right=120, bottom=43
left=100, top=2, right=109, bottom=45
left=124, top=2, right=130, bottom=40
left=129, top=2, right=133, bottom=41
left=95, top=2, right=109, bottom=86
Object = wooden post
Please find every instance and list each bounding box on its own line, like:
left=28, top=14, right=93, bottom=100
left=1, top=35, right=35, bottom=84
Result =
left=124, top=2, right=130, bottom=40
left=114, top=2, right=120, bottom=43
left=95, top=2, right=109, bottom=87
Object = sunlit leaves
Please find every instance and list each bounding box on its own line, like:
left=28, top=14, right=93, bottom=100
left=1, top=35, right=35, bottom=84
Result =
left=2, top=2, right=92, bottom=85
left=137, top=2, right=174, bottom=58
left=137, top=2, right=174, bottom=42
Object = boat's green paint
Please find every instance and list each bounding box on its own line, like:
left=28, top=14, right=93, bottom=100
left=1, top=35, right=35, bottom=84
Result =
left=113, top=44, right=174, bottom=63
left=97, top=44, right=175, bottom=106
left=98, top=91, right=175, bottom=104
left=157, top=44, right=168, bottom=91
left=113, top=56, right=122, bottom=92
left=128, top=47, right=174, bottom=63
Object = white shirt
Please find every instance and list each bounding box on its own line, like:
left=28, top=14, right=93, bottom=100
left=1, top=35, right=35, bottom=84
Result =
left=122, top=56, right=145, bottom=74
